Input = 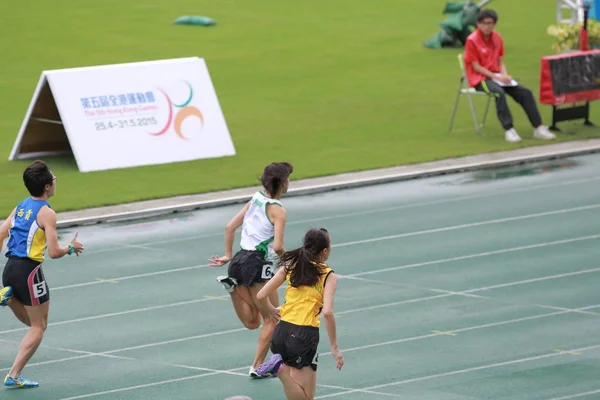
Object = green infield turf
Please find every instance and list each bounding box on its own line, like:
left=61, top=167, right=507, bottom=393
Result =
left=1, top=0, right=599, bottom=216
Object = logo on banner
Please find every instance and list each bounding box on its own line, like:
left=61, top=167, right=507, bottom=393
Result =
left=149, top=81, right=204, bottom=140
left=80, top=80, right=204, bottom=140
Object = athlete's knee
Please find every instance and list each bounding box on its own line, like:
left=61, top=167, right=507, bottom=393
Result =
left=243, top=319, right=261, bottom=330
left=29, top=313, right=48, bottom=332
left=30, top=320, right=47, bottom=332
left=241, top=314, right=261, bottom=330
left=261, top=316, right=277, bottom=329
left=27, top=325, right=46, bottom=343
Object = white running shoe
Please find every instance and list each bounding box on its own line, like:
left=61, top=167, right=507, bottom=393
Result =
left=533, top=125, right=557, bottom=140
left=505, top=128, right=522, bottom=143
left=216, top=276, right=237, bottom=293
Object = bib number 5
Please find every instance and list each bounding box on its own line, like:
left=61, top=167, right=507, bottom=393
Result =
left=33, top=281, right=47, bottom=299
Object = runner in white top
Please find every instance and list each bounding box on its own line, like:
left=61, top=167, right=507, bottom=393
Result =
left=240, top=191, right=283, bottom=264
left=209, top=162, right=293, bottom=378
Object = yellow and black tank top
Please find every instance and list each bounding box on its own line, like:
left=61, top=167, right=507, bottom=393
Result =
left=5, top=198, right=50, bottom=263
left=280, top=262, right=334, bottom=328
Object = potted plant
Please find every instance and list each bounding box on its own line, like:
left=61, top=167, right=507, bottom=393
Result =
left=546, top=19, right=600, bottom=53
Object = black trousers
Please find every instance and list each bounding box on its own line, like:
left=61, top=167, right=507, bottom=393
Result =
left=475, top=79, right=542, bottom=131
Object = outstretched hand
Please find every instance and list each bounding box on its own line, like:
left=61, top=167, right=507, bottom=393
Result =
left=331, top=346, right=344, bottom=370
left=70, top=232, right=84, bottom=256
left=208, top=255, right=231, bottom=267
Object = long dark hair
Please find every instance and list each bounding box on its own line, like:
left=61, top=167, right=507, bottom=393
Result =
left=261, top=162, right=293, bottom=196
left=279, top=228, right=330, bottom=288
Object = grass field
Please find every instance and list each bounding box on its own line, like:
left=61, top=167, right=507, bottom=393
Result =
left=1, top=0, right=599, bottom=216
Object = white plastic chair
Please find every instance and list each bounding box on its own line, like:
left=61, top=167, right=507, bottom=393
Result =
left=449, top=53, right=493, bottom=135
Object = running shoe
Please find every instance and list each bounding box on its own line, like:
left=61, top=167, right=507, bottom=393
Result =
left=217, top=276, right=238, bottom=293
left=256, top=353, right=283, bottom=377
left=249, top=366, right=272, bottom=379
left=4, top=374, right=39, bottom=388
left=0, top=286, right=12, bottom=307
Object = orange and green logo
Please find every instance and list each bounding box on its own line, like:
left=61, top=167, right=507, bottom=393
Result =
left=148, top=81, right=204, bottom=140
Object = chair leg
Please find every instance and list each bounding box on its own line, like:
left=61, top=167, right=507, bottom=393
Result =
left=466, top=94, right=481, bottom=135
left=449, top=91, right=462, bottom=131
left=481, top=96, right=491, bottom=128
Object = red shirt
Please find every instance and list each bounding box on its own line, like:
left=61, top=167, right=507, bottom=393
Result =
left=463, top=29, right=504, bottom=87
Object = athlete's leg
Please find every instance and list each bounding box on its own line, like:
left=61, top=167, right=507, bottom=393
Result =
left=278, top=365, right=317, bottom=400
left=230, top=286, right=261, bottom=330
left=249, top=283, right=279, bottom=368
left=8, top=297, right=31, bottom=327
left=8, top=301, right=49, bottom=378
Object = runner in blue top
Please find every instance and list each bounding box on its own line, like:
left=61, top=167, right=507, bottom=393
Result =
left=0, top=160, right=84, bottom=389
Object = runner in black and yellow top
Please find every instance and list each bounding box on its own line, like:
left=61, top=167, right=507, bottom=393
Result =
left=255, top=228, right=344, bottom=400
left=0, top=160, right=84, bottom=389
left=209, top=162, right=294, bottom=378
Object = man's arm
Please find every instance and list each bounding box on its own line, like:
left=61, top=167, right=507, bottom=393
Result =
left=471, top=61, right=498, bottom=80
left=495, top=39, right=511, bottom=83
left=38, top=207, right=74, bottom=259
left=472, top=59, right=511, bottom=84
left=464, top=38, right=510, bottom=84
left=464, top=39, right=495, bottom=80
left=0, top=208, right=17, bottom=251
left=498, top=56, right=508, bottom=76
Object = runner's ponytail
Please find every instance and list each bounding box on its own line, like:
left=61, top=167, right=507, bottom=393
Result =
left=280, top=228, right=330, bottom=287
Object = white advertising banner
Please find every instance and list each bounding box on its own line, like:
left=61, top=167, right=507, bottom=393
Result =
left=9, top=57, right=236, bottom=172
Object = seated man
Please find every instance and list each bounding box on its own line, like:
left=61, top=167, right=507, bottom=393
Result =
left=464, top=9, right=556, bottom=143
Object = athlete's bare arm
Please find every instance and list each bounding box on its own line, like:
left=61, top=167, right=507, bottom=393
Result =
left=0, top=208, right=17, bottom=250
left=256, top=266, right=286, bottom=319
left=267, top=204, right=286, bottom=256
left=38, top=206, right=83, bottom=259
left=209, top=201, right=251, bottom=266
left=322, top=273, right=344, bottom=370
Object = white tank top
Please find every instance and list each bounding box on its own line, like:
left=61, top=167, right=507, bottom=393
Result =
left=240, top=191, right=283, bottom=261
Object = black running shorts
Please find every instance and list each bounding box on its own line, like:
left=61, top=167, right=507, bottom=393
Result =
left=271, top=320, right=320, bottom=371
left=227, top=249, right=275, bottom=287
left=2, top=257, right=50, bottom=306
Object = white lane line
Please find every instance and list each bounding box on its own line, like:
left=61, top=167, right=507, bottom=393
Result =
left=3, top=235, right=598, bottom=336
left=342, top=275, right=600, bottom=316
left=335, top=204, right=600, bottom=248
left=83, top=175, right=600, bottom=254
left=346, top=234, right=600, bottom=277
left=54, top=315, right=600, bottom=400
left=0, top=297, right=228, bottom=335
left=548, top=389, right=600, bottom=400
left=53, top=227, right=600, bottom=293
left=314, top=343, right=600, bottom=398
left=323, top=305, right=598, bottom=356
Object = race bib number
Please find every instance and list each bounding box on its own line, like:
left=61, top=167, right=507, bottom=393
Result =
left=33, top=281, right=47, bottom=298
left=261, top=264, right=274, bottom=279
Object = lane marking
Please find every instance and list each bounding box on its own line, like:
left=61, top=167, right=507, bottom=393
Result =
left=314, top=343, right=600, bottom=398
